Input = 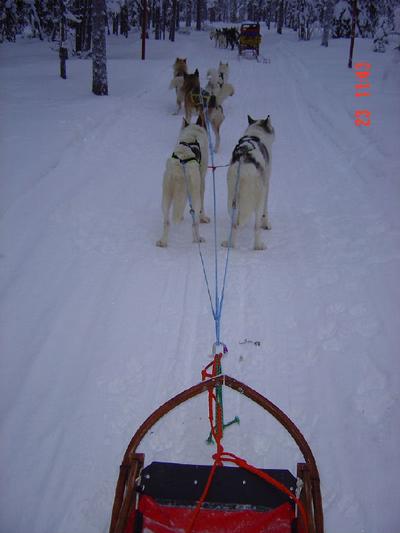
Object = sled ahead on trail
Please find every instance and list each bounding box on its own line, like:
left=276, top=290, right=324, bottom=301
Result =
left=109, top=374, right=324, bottom=533
left=238, top=23, right=262, bottom=60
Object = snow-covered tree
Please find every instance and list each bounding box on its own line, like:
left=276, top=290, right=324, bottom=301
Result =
left=297, top=0, right=318, bottom=40
left=321, top=0, right=335, bottom=46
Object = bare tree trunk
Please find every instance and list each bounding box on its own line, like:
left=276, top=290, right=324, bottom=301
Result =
left=321, top=0, right=334, bottom=47
left=161, top=0, right=167, bottom=39
left=277, top=0, right=284, bottom=34
left=92, top=0, right=108, bottom=95
left=348, top=0, right=357, bottom=68
left=154, top=0, right=161, bottom=39
left=169, top=0, right=177, bottom=40
left=196, top=0, right=201, bottom=30
left=141, top=0, right=147, bottom=59
left=59, top=0, right=67, bottom=79
left=185, top=0, right=192, bottom=27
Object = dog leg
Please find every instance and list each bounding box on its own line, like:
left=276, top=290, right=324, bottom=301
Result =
left=184, top=104, right=192, bottom=123
left=261, top=213, right=271, bottom=230
left=192, top=215, right=205, bottom=243
left=221, top=224, right=237, bottom=248
left=200, top=212, right=210, bottom=223
left=261, top=181, right=272, bottom=230
left=254, top=211, right=266, bottom=250
left=173, top=93, right=182, bottom=115
left=156, top=219, right=170, bottom=248
left=156, top=195, right=172, bottom=247
left=212, top=122, right=221, bottom=153
left=173, top=102, right=180, bottom=115
left=199, top=176, right=210, bottom=223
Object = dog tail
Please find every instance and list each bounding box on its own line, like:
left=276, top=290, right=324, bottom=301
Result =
left=169, top=77, right=184, bottom=90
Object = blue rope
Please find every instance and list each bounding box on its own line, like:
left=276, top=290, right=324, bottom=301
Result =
left=182, top=162, right=216, bottom=319
left=219, top=162, right=240, bottom=317
left=203, top=108, right=223, bottom=345
left=181, top=101, right=240, bottom=348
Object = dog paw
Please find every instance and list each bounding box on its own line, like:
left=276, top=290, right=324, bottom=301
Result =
left=156, top=240, right=167, bottom=247
left=200, top=215, right=211, bottom=223
left=261, top=216, right=272, bottom=230
left=221, top=240, right=233, bottom=248
left=194, top=237, right=205, bottom=243
left=254, top=242, right=266, bottom=251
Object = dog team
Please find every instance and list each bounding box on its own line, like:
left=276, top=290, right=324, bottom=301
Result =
left=157, top=57, right=275, bottom=251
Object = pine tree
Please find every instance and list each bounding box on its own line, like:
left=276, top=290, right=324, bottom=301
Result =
left=92, top=0, right=108, bottom=95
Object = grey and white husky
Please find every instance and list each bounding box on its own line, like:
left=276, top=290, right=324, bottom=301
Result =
left=156, top=116, right=210, bottom=248
left=222, top=115, right=275, bottom=250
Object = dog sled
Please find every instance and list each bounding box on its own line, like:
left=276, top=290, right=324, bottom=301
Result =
left=109, top=372, right=324, bottom=533
left=238, top=23, right=261, bottom=60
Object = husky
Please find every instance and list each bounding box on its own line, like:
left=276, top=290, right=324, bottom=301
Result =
left=169, top=58, right=188, bottom=114
left=156, top=116, right=210, bottom=248
left=182, top=68, right=225, bottom=152
left=222, top=115, right=275, bottom=250
left=215, top=80, right=234, bottom=106
left=205, top=68, right=222, bottom=96
left=218, top=61, right=230, bottom=82
left=205, top=64, right=234, bottom=106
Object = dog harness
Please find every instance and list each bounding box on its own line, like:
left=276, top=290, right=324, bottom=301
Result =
left=190, top=88, right=214, bottom=108
left=172, top=140, right=202, bottom=165
left=232, top=135, right=260, bottom=158
left=231, top=135, right=269, bottom=170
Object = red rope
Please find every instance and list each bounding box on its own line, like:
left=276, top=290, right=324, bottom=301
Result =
left=207, top=163, right=230, bottom=170
left=186, top=354, right=309, bottom=533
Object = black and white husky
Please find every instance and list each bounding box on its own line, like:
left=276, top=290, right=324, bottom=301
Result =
left=222, top=115, right=275, bottom=250
left=156, top=116, right=209, bottom=248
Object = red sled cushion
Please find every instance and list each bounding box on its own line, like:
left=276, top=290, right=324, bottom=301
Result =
left=125, top=494, right=295, bottom=533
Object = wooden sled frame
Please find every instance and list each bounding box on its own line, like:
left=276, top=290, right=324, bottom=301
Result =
left=109, top=374, right=324, bottom=533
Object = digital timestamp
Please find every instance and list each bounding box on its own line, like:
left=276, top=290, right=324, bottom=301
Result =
left=354, top=62, right=371, bottom=126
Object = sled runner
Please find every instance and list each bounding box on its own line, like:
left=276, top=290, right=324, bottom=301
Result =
left=238, top=23, right=261, bottom=60
left=109, top=374, right=324, bottom=533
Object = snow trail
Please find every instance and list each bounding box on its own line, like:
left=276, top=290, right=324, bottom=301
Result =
left=1, top=28, right=399, bottom=533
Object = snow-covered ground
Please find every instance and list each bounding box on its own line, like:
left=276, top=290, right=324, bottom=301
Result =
left=1, top=26, right=399, bottom=533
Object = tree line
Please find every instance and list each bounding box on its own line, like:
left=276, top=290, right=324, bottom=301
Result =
left=1, top=0, right=398, bottom=96
left=1, top=1, right=399, bottom=46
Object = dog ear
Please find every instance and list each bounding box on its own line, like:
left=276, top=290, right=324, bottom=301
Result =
left=194, top=68, right=199, bottom=77
left=183, top=58, right=187, bottom=63
left=182, top=118, right=190, bottom=128
left=262, top=116, right=273, bottom=133
left=248, top=115, right=255, bottom=125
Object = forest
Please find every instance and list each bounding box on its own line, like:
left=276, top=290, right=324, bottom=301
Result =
left=1, top=0, right=399, bottom=50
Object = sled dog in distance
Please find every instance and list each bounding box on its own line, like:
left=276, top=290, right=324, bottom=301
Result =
left=182, top=68, right=225, bottom=152
left=217, top=61, right=230, bottom=82
left=222, top=115, right=275, bottom=250
left=169, top=58, right=188, bottom=114
left=205, top=64, right=234, bottom=106
left=156, top=116, right=210, bottom=248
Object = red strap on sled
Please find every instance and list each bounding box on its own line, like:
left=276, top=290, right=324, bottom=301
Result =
left=186, top=354, right=309, bottom=533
